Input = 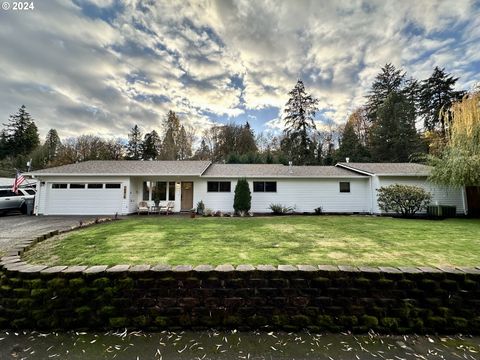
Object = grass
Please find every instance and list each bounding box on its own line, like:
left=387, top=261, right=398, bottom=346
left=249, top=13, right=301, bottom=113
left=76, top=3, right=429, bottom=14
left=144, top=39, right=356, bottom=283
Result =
left=23, top=215, right=480, bottom=267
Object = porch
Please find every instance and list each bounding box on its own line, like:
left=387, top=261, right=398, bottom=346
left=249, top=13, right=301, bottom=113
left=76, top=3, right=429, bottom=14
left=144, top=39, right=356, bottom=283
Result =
left=130, top=177, right=195, bottom=213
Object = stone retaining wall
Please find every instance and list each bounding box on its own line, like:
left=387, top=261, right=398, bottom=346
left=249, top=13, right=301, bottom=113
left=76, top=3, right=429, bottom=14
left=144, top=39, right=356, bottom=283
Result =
left=1, top=231, right=480, bottom=333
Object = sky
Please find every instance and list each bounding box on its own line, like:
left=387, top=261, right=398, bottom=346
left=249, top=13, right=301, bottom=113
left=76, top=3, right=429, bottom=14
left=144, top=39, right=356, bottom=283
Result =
left=0, top=0, right=479, bottom=141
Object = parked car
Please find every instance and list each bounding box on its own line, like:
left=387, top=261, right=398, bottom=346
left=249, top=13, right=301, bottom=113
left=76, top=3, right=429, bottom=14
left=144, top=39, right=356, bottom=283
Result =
left=0, top=187, right=36, bottom=215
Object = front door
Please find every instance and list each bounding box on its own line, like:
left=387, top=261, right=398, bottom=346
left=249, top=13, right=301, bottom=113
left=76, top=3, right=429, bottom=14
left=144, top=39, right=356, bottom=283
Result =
left=181, top=182, right=193, bottom=211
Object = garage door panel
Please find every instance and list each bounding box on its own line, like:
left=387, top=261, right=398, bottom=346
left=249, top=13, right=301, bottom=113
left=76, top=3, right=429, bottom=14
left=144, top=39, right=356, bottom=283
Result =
left=46, top=188, right=123, bottom=215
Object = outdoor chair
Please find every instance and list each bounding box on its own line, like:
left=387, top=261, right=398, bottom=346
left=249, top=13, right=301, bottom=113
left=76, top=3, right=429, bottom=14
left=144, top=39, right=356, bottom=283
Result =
left=137, top=201, right=149, bottom=215
left=158, top=200, right=169, bottom=214
left=147, top=200, right=159, bottom=214
left=166, top=201, right=175, bottom=214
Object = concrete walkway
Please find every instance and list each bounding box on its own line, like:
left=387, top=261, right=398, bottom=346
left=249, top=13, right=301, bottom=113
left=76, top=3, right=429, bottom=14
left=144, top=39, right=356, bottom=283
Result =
left=0, top=215, right=97, bottom=255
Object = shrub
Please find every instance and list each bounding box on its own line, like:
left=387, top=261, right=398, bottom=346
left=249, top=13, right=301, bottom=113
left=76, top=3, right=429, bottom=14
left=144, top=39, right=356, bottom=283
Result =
left=377, top=184, right=432, bottom=217
left=233, top=178, right=251, bottom=215
left=314, top=206, right=323, bottom=215
left=269, top=203, right=294, bottom=215
left=196, top=200, right=205, bottom=215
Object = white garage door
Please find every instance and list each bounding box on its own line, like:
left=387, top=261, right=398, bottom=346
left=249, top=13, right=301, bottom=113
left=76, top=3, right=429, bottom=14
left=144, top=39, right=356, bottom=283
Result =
left=46, top=182, right=124, bottom=215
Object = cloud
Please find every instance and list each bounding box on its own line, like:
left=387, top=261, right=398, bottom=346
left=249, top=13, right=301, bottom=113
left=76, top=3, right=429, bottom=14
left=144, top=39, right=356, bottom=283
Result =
left=0, top=0, right=478, bottom=142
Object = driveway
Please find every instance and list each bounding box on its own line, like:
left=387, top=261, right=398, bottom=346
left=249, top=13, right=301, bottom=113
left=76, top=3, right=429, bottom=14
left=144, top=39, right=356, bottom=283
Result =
left=0, top=215, right=97, bottom=255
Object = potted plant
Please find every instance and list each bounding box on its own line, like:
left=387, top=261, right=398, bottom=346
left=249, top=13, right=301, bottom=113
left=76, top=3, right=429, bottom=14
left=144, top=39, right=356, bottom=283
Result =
left=196, top=200, right=205, bottom=215
left=190, top=208, right=196, bottom=218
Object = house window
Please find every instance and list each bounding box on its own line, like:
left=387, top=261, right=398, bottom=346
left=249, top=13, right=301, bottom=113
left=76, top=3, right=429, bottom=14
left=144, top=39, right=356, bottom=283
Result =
left=69, top=184, right=85, bottom=189
left=168, top=182, right=176, bottom=200
left=340, top=182, right=350, bottom=193
left=253, top=181, right=277, bottom=192
left=87, top=183, right=103, bottom=189
left=51, top=183, right=67, bottom=189
left=153, top=182, right=167, bottom=202
left=143, top=181, right=151, bottom=201
left=207, top=181, right=231, bottom=192
left=105, top=183, right=121, bottom=189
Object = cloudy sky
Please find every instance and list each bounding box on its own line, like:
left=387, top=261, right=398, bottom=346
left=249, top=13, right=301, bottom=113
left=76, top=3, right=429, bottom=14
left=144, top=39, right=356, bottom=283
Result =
left=0, top=0, right=479, bottom=140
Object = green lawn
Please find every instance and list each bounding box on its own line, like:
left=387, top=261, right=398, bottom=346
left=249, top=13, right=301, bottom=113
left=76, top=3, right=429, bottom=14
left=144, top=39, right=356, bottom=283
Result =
left=23, top=216, right=480, bottom=267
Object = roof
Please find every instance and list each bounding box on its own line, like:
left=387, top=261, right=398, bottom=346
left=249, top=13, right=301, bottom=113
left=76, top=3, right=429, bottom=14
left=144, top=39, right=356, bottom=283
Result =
left=0, top=177, right=14, bottom=186
left=27, top=160, right=430, bottom=178
left=203, top=164, right=366, bottom=178
left=28, top=160, right=212, bottom=176
left=336, top=162, right=431, bottom=176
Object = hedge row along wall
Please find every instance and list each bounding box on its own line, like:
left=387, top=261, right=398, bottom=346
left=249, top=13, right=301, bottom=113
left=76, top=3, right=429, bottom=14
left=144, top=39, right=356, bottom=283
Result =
left=1, top=233, right=480, bottom=333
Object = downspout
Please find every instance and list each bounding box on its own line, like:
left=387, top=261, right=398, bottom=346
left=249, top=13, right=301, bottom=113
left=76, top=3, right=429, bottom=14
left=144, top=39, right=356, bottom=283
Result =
left=369, top=176, right=374, bottom=214
left=461, top=186, right=468, bottom=215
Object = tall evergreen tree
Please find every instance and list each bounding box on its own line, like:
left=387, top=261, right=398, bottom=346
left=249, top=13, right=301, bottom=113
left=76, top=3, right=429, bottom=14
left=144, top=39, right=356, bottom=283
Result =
left=419, top=66, right=466, bottom=135
left=160, top=111, right=181, bottom=160
left=366, top=64, right=406, bottom=121
left=0, top=105, right=39, bottom=158
left=282, top=80, right=319, bottom=165
left=369, top=92, right=423, bottom=162
left=142, top=130, right=161, bottom=160
left=177, top=125, right=192, bottom=160
left=160, top=128, right=177, bottom=160
left=126, top=124, right=143, bottom=160
left=237, top=122, right=258, bottom=155
left=44, top=129, right=61, bottom=163
left=336, top=118, right=369, bottom=162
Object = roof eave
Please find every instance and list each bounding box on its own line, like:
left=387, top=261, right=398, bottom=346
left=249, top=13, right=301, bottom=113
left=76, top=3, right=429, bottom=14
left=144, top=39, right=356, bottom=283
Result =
left=335, top=163, right=374, bottom=176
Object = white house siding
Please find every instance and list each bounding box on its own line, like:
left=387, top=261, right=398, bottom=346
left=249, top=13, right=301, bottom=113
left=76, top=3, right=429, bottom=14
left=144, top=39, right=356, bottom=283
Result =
left=196, top=177, right=371, bottom=213
left=34, top=176, right=130, bottom=215
left=373, top=176, right=466, bottom=214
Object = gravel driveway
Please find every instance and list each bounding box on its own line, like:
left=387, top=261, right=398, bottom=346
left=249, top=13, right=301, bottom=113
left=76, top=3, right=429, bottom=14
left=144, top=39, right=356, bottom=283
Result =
left=0, top=215, right=98, bottom=255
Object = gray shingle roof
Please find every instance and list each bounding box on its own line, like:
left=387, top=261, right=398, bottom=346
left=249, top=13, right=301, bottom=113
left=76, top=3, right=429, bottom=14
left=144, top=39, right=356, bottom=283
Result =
left=29, top=160, right=211, bottom=176
left=203, top=164, right=366, bottom=178
left=336, top=162, right=431, bottom=176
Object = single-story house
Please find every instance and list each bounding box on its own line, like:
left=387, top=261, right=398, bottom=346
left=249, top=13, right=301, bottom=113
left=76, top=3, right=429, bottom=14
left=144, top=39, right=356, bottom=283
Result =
left=27, top=160, right=469, bottom=216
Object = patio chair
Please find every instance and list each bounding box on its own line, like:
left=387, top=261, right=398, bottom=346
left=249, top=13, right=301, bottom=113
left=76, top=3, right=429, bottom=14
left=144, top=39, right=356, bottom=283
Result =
left=147, top=200, right=158, bottom=214
left=137, top=201, right=149, bottom=215
left=158, top=200, right=169, bottom=215
left=166, top=201, right=175, bottom=214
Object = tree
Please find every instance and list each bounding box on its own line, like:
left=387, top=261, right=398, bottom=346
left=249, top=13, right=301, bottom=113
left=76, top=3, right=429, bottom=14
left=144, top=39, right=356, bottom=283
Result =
left=103, top=138, right=125, bottom=160
left=369, top=91, right=423, bottom=162
left=429, top=91, right=480, bottom=186
left=126, top=125, right=143, bottom=160
left=160, top=127, right=177, bottom=160
left=237, top=122, right=258, bottom=155
left=142, top=130, right=161, bottom=160
left=347, top=107, right=370, bottom=147
left=366, top=63, right=406, bottom=121
left=177, top=125, right=192, bottom=160
left=336, top=117, right=369, bottom=162
left=419, top=66, right=465, bottom=135
left=0, top=105, right=39, bottom=159
left=377, top=184, right=432, bottom=217
left=160, top=110, right=181, bottom=160
left=233, top=178, right=251, bottom=215
left=193, top=138, right=211, bottom=160
left=282, top=80, right=319, bottom=165
left=44, top=129, right=61, bottom=163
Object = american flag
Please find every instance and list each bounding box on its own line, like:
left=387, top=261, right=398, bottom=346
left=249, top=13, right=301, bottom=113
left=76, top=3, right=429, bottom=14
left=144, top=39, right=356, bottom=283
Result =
left=12, top=171, right=25, bottom=194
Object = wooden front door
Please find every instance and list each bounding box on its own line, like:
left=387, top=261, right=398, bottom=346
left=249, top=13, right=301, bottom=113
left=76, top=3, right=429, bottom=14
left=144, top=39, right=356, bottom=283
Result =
left=466, top=186, right=480, bottom=217
left=181, top=182, right=193, bottom=211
